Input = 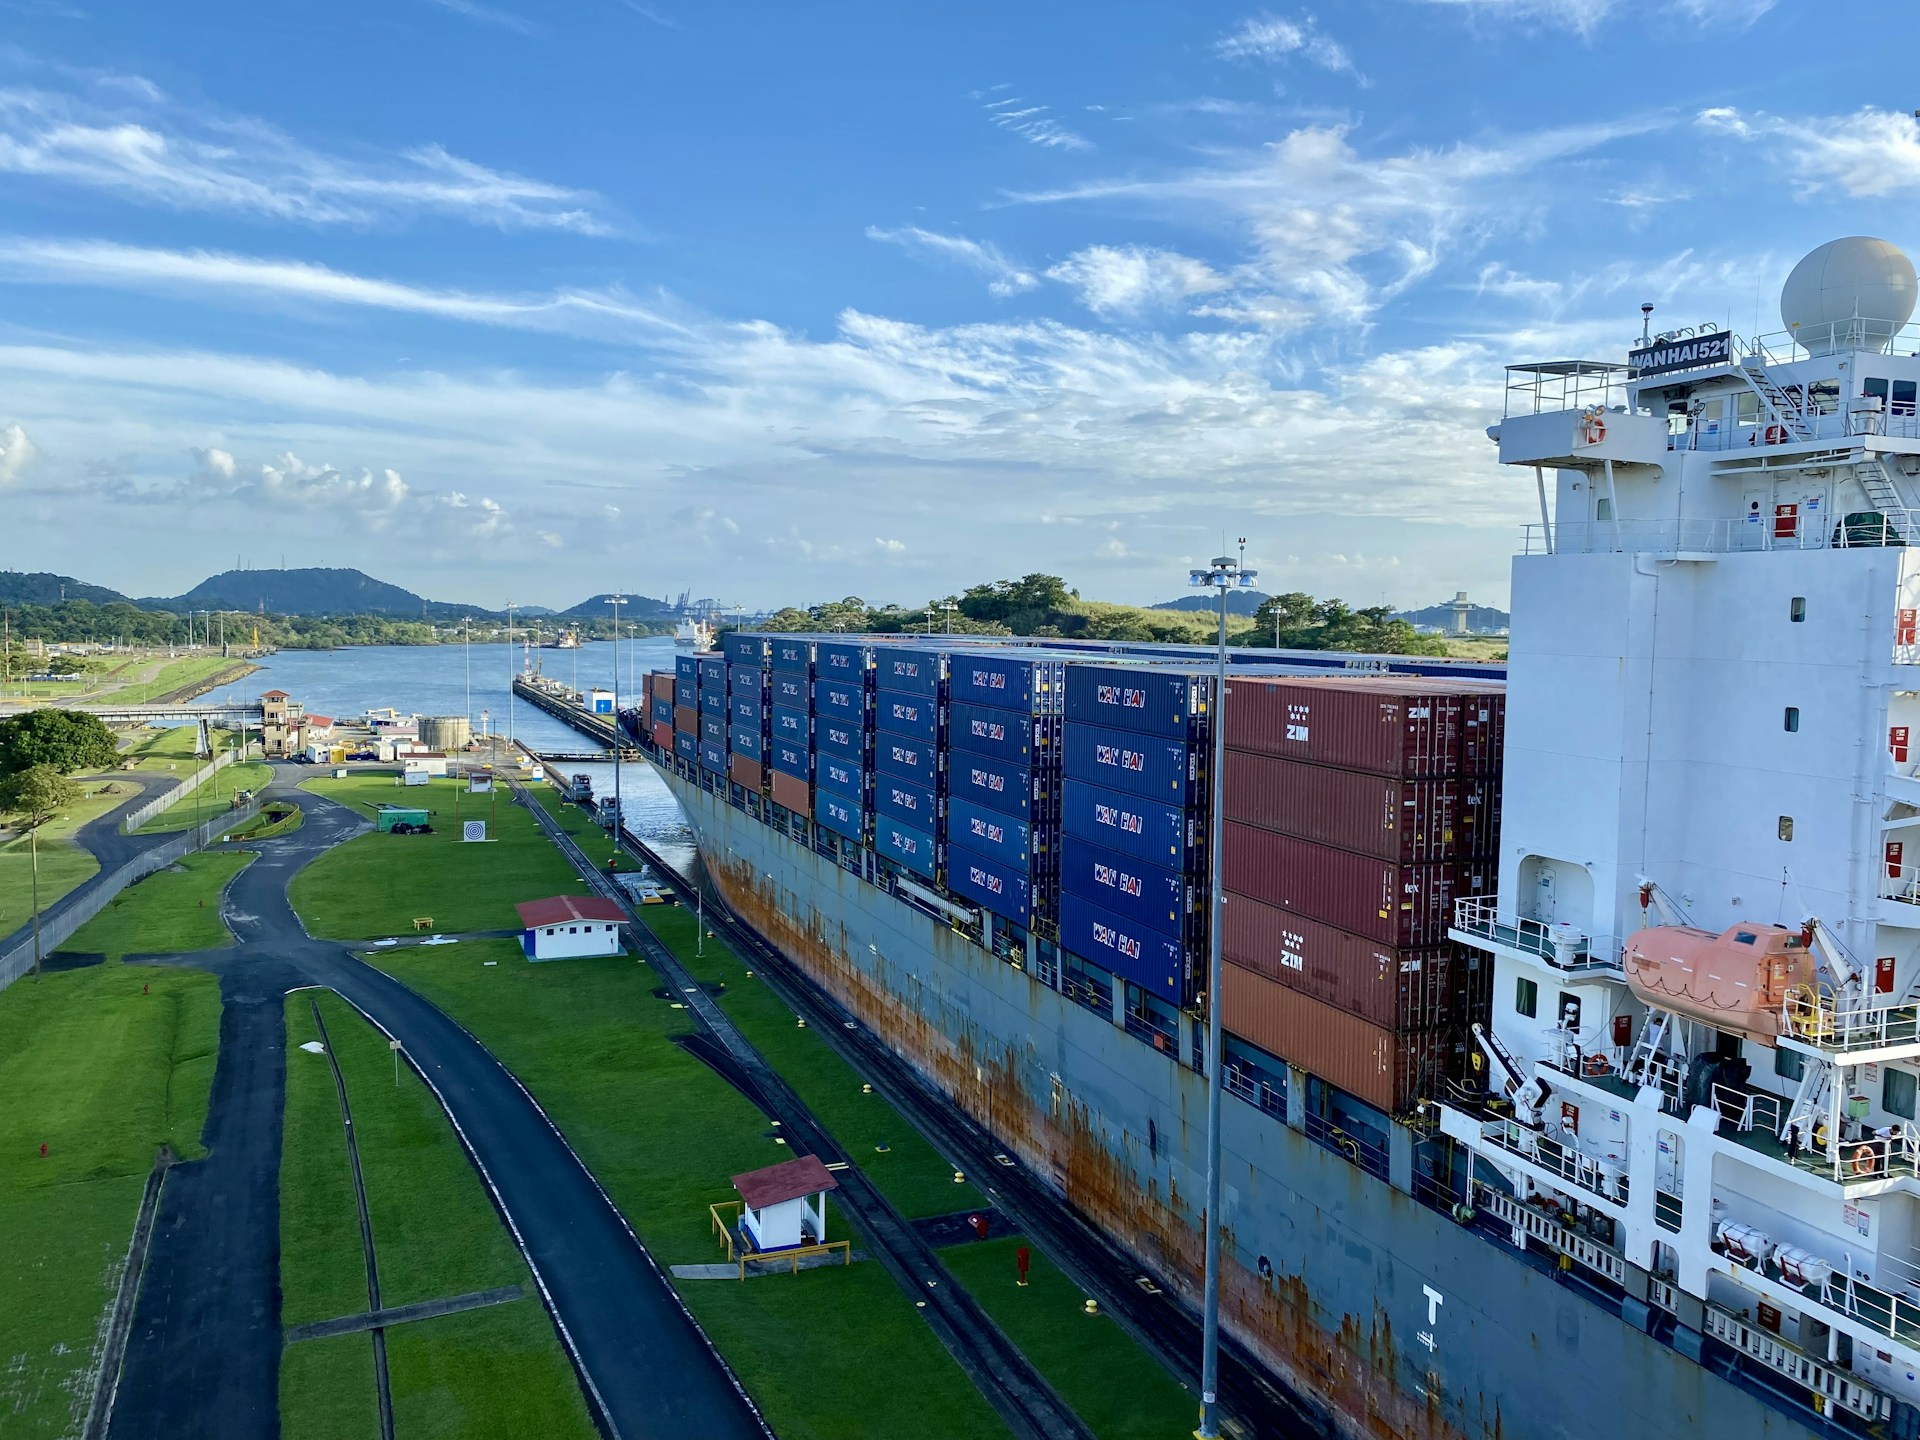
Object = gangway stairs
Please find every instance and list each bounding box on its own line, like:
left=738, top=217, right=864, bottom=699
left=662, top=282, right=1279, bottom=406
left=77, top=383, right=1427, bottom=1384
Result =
left=1741, top=364, right=1814, bottom=441
left=1624, top=1011, right=1674, bottom=1089
left=1782, top=1054, right=1835, bottom=1148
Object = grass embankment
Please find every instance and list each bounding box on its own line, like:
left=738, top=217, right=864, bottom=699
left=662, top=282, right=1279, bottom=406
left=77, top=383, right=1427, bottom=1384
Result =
left=100, top=654, right=257, bottom=706
left=279, top=991, right=595, bottom=1440
left=291, top=775, right=593, bottom=939
left=62, top=851, right=253, bottom=961
left=132, top=759, right=276, bottom=834
left=0, top=858, right=233, bottom=1437
left=367, top=936, right=1011, bottom=1440
left=0, top=780, right=140, bottom=942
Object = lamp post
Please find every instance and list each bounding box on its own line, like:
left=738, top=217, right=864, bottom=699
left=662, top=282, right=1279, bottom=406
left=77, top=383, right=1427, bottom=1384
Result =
left=940, top=600, right=957, bottom=634
left=608, top=595, right=626, bottom=840
left=1188, top=539, right=1255, bottom=1440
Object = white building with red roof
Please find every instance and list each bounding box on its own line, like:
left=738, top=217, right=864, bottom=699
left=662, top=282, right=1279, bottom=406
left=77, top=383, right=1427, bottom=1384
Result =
left=730, top=1155, right=837, bottom=1252
left=515, top=894, right=627, bottom=960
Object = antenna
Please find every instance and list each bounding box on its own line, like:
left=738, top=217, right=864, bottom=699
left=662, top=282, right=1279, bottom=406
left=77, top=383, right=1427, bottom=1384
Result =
left=1639, top=303, right=1655, bottom=346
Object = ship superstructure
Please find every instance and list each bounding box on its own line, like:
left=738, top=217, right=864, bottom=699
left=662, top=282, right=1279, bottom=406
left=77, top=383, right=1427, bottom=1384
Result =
left=1436, top=236, right=1920, bottom=1419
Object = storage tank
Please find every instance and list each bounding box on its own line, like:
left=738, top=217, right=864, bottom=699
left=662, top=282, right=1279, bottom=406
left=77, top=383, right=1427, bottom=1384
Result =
left=1623, top=923, right=1814, bottom=1041
left=420, top=716, right=471, bottom=751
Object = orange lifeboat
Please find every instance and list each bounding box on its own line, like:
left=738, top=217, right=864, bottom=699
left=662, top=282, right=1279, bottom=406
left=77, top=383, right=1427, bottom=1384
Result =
left=1622, top=923, right=1814, bottom=1042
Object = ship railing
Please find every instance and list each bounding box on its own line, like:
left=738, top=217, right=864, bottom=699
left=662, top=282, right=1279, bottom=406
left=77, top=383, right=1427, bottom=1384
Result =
left=1304, top=1113, right=1390, bottom=1180
left=1503, top=360, right=1627, bottom=418
left=1668, top=406, right=1919, bottom=451
left=1123, top=1008, right=1179, bottom=1056
left=1479, top=1117, right=1630, bottom=1204
left=1781, top=983, right=1920, bottom=1053
left=1224, top=1063, right=1288, bottom=1121
left=1712, top=1083, right=1785, bottom=1137
left=1822, top=1271, right=1920, bottom=1351
left=1450, top=897, right=1620, bottom=973
left=1473, top=1183, right=1629, bottom=1286
left=1701, top=1306, right=1895, bottom=1423
left=1654, top=1189, right=1684, bottom=1233
left=1526, top=511, right=1920, bottom=557
left=1747, top=318, right=1920, bottom=366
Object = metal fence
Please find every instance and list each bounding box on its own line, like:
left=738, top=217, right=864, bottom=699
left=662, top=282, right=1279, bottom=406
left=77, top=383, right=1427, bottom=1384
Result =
left=0, top=798, right=262, bottom=990
left=119, top=747, right=240, bottom=832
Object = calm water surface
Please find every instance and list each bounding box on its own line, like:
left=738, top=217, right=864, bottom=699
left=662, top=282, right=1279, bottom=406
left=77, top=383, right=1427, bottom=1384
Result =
left=200, top=637, right=701, bottom=875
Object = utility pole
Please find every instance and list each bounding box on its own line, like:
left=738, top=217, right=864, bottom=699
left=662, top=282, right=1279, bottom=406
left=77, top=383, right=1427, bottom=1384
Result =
left=608, top=595, right=627, bottom=839
left=507, top=601, right=516, bottom=751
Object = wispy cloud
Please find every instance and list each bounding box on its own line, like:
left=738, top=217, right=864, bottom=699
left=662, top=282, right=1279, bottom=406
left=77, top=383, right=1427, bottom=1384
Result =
left=973, top=91, right=1090, bottom=151
left=1409, top=0, right=1774, bottom=37
left=421, top=0, right=537, bottom=34
left=0, top=82, right=610, bottom=233
left=1697, top=105, right=1920, bottom=198
left=1215, top=14, right=1360, bottom=79
left=866, top=226, right=1038, bottom=296
left=1045, top=246, right=1229, bottom=317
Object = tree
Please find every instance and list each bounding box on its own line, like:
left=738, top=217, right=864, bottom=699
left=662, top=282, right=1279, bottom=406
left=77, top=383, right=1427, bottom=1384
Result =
left=0, top=765, right=82, bottom=978
left=0, top=708, right=122, bottom=777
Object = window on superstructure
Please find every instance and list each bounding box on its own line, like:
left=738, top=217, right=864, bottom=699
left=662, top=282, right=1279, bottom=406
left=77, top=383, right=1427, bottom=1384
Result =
left=1896, top=380, right=1919, bottom=419
left=1784, top=707, right=1800, bottom=732
left=1886, top=1067, right=1916, bottom=1121
left=1516, top=977, right=1538, bottom=1019
left=1774, top=1047, right=1805, bottom=1082
left=1790, top=597, right=1806, bottom=623
left=1779, top=816, right=1795, bottom=841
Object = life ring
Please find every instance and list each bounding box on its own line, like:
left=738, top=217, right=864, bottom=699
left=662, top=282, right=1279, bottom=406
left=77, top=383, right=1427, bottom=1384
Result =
left=1583, top=415, right=1608, bottom=445
left=1851, top=1143, right=1879, bottom=1176
left=1765, top=423, right=1788, bottom=445
left=1583, top=1053, right=1611, bottom=1078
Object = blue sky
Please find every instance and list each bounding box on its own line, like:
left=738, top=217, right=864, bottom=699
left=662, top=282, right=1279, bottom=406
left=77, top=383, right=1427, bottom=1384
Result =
left=1, top=0, right=1916, bottom=613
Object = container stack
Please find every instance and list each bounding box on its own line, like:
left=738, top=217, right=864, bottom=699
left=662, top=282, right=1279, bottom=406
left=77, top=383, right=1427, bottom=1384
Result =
left=766, top=637, right=815, bottom=817
left=1057, top=664, right=1208, bottom=1008
left=868, top=643, right=942, bottom=881
left=1217, top=676, right=1504, bottom=1114
left=696, top=654, right=728, bottom=777
left=646, top=671, right=675, bottom=751
left=723, top=631, right=770, bottom=793
left=672, top=654, right=700, bottom=764
left=941, top=652, right=1065, bottom=932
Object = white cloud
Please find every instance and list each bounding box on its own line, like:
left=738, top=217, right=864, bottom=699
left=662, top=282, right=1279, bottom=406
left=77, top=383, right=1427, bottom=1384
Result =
left=258, top=453, right=410, bottom=510
left=1046, top=246, right=1229, bottom=317
left=1409, top=0, right=1773, bottom=36
left=1697, top=106, right=1920, bottom=198
left=1215, top=14, right=1359, bottom=78
left=191, top=445, right=236, bottom=479
left=0, top=421, right=36, bottom=483
left=0, top=83, right=608, bottom=232
left=977, top=93, right=1089, bottom=151
left=865, top=227, right=1038, bottom=296
left=422, top=0, right=537, bottom=33
left=874, top=537, right=907, bottom=553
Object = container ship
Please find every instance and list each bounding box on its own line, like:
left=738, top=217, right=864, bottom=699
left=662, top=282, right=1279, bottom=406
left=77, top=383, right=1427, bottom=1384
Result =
left=626, top=236, right=1920, bottom=1440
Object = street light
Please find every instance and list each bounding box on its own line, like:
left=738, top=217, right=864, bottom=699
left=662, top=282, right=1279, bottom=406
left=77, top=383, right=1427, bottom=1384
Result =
left=1188, top=538, right=1256, bottom=1440
left=940, top=600, right=957, bottom=635
left=608, top=595, right=626, bottom=842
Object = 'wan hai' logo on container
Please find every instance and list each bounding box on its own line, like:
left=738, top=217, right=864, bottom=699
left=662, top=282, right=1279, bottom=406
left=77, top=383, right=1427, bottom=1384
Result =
left=1095, top=683, right=1147, bottom=710
left=1090, top=918, right=1143, bottom=960
left=1092, top=860, right=1142, bottom=898
left=1094, top=742, right=1145, bottom=773
left=1093, top=800, right=1144, bottom=835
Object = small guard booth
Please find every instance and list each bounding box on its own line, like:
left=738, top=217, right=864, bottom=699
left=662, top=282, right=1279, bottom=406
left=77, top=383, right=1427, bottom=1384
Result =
left=516, top=895, right=626, bottom=961
left=719, top=1155, right=842, bottom=1274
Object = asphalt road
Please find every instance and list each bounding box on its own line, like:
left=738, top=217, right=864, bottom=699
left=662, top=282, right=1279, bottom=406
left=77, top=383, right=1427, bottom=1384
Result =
left=111, top=775, right=770, bottom=1440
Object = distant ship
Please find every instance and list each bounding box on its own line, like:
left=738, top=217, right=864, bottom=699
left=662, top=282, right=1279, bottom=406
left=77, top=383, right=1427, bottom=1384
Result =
left=673, top=618, right=714, bottom=649
left=543, top=629, right=581, bottom=650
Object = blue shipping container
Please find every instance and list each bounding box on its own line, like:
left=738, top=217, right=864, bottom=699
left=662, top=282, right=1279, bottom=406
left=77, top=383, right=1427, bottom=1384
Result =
left=1058, top=892, right=1188, bottom=1006
left=947, top=844, right=1033, bottom=928
left=945, top=795, right=1033, bottom=870
left=1064, top=665, right=1206, bottom=740
left=650, top=697, right=673, bottom=726
left=770, top=706, right=810, bottom=744
left=699, top=689, right=726, bottom=718
left=1058, top=838, right=1188, bottom=939
left=770, top=737, right=811, bottom=780
left=816, top=754, right=864, bottom=800
left=727, top=662, right=766, bottom=696
left=875, top=816, right=938, bottom=879
left=947, top=751, right=1032, bottom=822
left=675, top=655, right=699, bottom=689
left=1061, top=779, right=1189, bottom=871
left=730, top=723, right=765, bottom=761
left=1062, top=722, right=1192, bottom=805
left=873, top=733, right=937, bottom=784
left=769, top=672, right=809, bottom=708
left=700, top=740, right=727, bottom=775
left=674, top=731, right=698, bottom=762
left=700, top=714, right=725, bottom=746
left=730, top=694, right=762, bottom=727
left=947, top=653, right=1065, bottom=715
left=948, top=703, right=1054, bottom=766
left=814, top=790, right=866, bottom=843
left=873, top=772, right=937, bottom=829
left=815, top=716, right=867, bottom=761
left=814, top=678, right=867, bottom=720
left=813, top=641, right=874, bottom=680
left=875, top=691, right=938, bottom=743
left=874, top=647, right=944, bottom=697
left=722, top=632, right=769, bottom=666
left=697, top=656, right=727, bottom=689
left=770, top=637, right=812, bottom=674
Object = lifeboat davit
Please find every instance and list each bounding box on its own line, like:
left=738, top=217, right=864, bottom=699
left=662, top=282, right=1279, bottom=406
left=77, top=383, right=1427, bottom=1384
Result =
left=1622, top=923, right=1814, bottom=1042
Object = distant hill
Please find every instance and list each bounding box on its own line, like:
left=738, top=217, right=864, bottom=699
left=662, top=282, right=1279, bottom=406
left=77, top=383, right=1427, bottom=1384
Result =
left=1150, top=591, right=1270, bottom=617
left=0, top=570, right=131, bottom=608
left=1396, top=600, right=1509, bottom=634
left=138, top=567, right=487, bottom=620
left=557, top=592, right=678, bottom=620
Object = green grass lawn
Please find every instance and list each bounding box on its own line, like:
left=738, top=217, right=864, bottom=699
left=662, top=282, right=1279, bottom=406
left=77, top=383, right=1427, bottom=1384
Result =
left=62, top=851, right=252, bottom=960
left=133, top=762, right=276, bottom=834
left=96, top=654, right=257, bottom=707
left=225, top=803, right=304, bottom=842
left=290, top=776, right=595, bottom=938
left=278, top=990, right=596, bottom=1439
left=940, top=1237, right=1197, bottom=1440
left=0, top=778, right=142, bottom=941
left=279, top=1332, right=381, bottom=1440
left=372, top=936, right=1013, bottom=1440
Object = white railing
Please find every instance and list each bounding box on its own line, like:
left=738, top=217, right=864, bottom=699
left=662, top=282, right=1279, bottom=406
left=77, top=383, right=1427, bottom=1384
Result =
left=1713, top=1084, right=1785, bottom=1136
left=1480, top=1118, right=1631, bottom=1203
left=1782, top=984, right=1920, bottom=1053
left=1451, top=896, right=1619, bottom=972
left=1527, top=509, right=1920, bottom=558
left=1671, top=408, right=1920, bottom=452
left=1504, top=362, right=1627, bottom=418
left=1701, top=1307, right=1893, bottom=1422
left=1748, top=318, right=1920, bottom=366
left=1474, top=1183, right=1629, bottom=1285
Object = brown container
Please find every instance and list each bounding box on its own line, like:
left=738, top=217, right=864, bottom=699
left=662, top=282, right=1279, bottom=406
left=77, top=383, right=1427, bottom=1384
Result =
left=1221, top=965, right=1451, bottom=1114
left=769, top=769, right=811, bottom=815
left=730, top=754, right=764, bottom=792
left=674, top=704, right=698, bottom=735
left=1222, top=893, right=1456, bottom=1032
left=1222, top=675, right=1473, bottom=778
left=650, top=720, right=674, bottom=750
left=1458, top=687, right=1506, bottom=778
left=1222, top=751, right=1497, bottom=863
left=1223, top=821, right=1460, bottom=949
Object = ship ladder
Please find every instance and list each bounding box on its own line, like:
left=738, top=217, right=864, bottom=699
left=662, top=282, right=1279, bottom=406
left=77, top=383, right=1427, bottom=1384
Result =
left=1854, top=458, right=1916, bottom=543
left=1781, top=1055, right=1835, bottom=1159
left=1624, top=1010, right=1673, bottom=1088
left=1739, top=364, right=1814, bottom=442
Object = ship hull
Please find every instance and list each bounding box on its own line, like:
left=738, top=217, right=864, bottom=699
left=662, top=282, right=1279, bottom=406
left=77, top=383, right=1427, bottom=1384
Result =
left=661, top=764, right=1817, bottom=1440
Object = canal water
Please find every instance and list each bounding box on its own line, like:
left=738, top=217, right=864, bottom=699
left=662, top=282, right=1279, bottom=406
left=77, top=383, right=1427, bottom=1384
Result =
left=198, top=637, right=700, bottom=875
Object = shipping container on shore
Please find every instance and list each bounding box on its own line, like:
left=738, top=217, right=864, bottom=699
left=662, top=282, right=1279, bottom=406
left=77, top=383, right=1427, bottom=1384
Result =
left=650, top=719, right=674, bottom=751
left=946, top=653, right=1066, bottom=715
left=875, top=691, right=938, bottom=743
left=948, top=703, right=1059, bottom=767
left=1061, top=778, right=1191, bottom=872
left=874, top=647, right=945, bottom=697
left=1221, top=894, right=1456, bottom=1033
left=814, top=789, right=865, bottom=843
left=947, top=750, right=1035, bottom=822
left=769, top=769, right=811, bottom=816
left=1062, top=723, right=1194, bottom=806
left=1222, top=751, right=1496, bottom=863
left=770, top=706, right=809, bottom=745
left=814, top=641, right=875, bottom=680
left=700, top=714, right=725, bottom=747
left=945, top=795, right=1036, bottom=870
left=873, top=733, right=938, bottom=784
left=1219, top=965, right=1452, bottom=1114
left=1063, top=664, right=1208, bottom=740
left=873, top=772, right=938, bottom=830
left=700, top=739, right=726, bottom=775
left=674, top=705, right=698, bottom=735
left=1221, top=676, right=1470, bottom=779
left=876, top=815, right=939, bottom=879
left=947, top=844, right=1034, bottom=929
left=815, top=716, right=867, bottom=762
left=814, top=678, right=867, bottom=721
left=1058, top=892, right=1189, bottom=1006
left=728, top=663, right=766, bottom=697
left=770, top=637, right=812, bottom=675
left=815, top=754, right=864, bottom=801
left=730, top=754, right=764, bottom=792
left=770, top=673, right=809, bottom=709
left=722, top=632, right=770, bottom=667
left=770, top=737, right=811, bottom=781
left=1058, top=838, right=1189, bottom=939
left=674, top=731, right=697, bottom=763
left=1222, top=821, right=1460, bottom=949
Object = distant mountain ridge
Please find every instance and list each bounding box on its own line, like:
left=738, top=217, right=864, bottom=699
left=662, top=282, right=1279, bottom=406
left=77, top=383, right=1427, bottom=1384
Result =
left=0, top=570, right=131, bottom=608
left=1396, top=600, right=1510, bottom=634
left=557, top=592, right=678, bottom=620
left=1150, top=591, right=1270, bottom=617
left=136, top=567, right=491, bottom=620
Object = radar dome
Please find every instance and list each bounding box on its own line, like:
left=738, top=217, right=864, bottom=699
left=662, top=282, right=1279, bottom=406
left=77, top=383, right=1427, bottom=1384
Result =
left=1779, top=236, right=1917, bottom=356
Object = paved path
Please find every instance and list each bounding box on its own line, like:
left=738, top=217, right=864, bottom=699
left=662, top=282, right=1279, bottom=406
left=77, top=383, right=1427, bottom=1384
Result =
left=109, top=776, right=770, bottom=1440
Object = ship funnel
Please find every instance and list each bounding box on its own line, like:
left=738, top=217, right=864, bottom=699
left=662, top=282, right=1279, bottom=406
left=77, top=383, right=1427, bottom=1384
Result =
left=1780, top=236, right=1917, bottom=356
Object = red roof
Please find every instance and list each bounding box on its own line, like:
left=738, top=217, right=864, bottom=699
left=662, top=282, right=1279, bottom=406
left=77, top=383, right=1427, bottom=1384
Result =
left=260, top=689, right=289, bottom=699
left=515, top=894, right=627, bottom=928
left=731, top=1155, right=838, bottom=1210
left=305, top=715, right=334, bottom=727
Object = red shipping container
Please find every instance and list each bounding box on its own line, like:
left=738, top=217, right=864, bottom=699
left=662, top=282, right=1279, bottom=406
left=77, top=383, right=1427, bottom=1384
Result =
left=650, top=720, right=674, bottom=750
left=730, top=754, right=764, bottom=792
left=1221, top=966, right=1451, bottom=1114
left=1221, top=893, right=1456, bottom=1032
left=674, top=705, right=698, bottom=735
left=1223, top=821, right=1460, bottom=948
left=1222, top=676, right=1467, bottom=778
left=769, top=769, right=811, bottom=815
left=1222, top=751, right=1496, bottom=863
left=1458, top=687, right=1505, bottom=778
